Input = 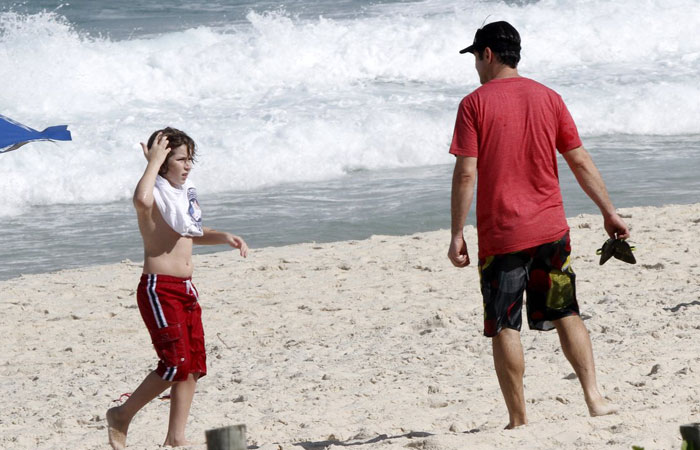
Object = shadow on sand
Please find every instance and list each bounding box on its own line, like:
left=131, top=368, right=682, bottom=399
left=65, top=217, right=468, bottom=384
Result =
left=246, top=427, right=482, bottom=449
left=664, top=300, right=700, bottom=313
left=292, top=431, right=433, bottom=449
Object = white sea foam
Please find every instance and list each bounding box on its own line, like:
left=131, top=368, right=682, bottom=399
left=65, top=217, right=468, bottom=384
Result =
left=0, top=0, right=699, bottom=215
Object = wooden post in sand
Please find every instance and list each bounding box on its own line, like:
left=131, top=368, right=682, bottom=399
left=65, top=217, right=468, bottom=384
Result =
left=205, top=424, right=246, bottom=450
left=681, top=423, right=700, bottom=449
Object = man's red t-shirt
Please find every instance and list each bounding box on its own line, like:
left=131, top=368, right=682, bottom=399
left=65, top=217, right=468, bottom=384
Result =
left=449, top=77, right=582, bottom=258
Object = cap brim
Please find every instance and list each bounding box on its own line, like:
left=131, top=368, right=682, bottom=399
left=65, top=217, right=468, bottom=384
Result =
left=459, top=45, right=476, bottom=54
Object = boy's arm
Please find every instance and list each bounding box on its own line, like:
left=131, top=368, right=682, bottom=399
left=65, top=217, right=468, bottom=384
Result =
left=133, top=132, right=170, bottom=213
left=562, top=146, right=630, bottom=239
left=193, top=227, right=248, bottom=257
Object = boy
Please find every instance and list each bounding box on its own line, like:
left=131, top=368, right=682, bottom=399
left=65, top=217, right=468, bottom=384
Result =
left=107, top=128, right=248, bottom=448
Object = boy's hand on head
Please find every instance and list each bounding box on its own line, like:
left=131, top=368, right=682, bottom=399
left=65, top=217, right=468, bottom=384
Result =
left=227, top=234, right=248, bottom=258
left=140, top=132, right=171, bottom=164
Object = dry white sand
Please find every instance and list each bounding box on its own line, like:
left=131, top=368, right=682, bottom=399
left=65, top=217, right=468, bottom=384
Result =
left=2, top=203, right=699, bottom=449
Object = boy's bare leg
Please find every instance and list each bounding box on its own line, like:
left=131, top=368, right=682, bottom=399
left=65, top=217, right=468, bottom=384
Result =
left=163, top=373, right=198, bottom=447
left=107, top=371, right=173, bottom=450
left=492, top=328, right=528, bottom=428
left=553, top=315, right=618, bottom=416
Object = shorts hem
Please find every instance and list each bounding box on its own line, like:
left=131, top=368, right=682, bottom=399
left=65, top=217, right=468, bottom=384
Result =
left=529, top=310, right=579, bottom=332
left=484, top=324, right=521, bottom=338
left=155, top=367, right=207, bottom=382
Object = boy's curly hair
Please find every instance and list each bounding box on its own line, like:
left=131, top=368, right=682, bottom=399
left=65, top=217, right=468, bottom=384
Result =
left=146, top=127, right=197, bottom=176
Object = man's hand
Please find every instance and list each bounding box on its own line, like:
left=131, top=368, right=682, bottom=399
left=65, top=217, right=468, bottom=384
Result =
left=227, top=234, right=248, bottom=258
left=140, top=132, right=171, bottom=165
left=448, top=234, right=470, bottom=267
left=604, top=213, right=630, bottom=240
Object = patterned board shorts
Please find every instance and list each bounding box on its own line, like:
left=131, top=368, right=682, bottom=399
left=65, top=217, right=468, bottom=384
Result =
left=478, top=231, right=580, bottom=337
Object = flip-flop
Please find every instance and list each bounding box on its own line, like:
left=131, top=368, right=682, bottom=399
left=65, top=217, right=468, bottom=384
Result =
left=111, top=392, right=171, bottom=403
left=596, top=239, right=636, bottom=265
left=613, top=239, right=636, bottom=264
left=112, top=392, right=131, bottom=403
left=597, top=239, right=616, bottom=265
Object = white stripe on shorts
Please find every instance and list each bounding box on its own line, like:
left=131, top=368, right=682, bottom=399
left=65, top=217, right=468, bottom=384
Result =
left=147, top=274, right=168, bottom=329
left=163, top=365, right=178, bottom=382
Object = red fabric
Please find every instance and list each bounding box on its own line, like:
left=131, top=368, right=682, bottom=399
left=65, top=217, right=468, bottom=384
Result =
left=449, top=77, right=582, bottom=258
left=137, top=274, right=206, bottom=382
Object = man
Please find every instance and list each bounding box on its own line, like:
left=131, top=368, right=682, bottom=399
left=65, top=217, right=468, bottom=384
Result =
left=447, top=21, right=629, bottom=428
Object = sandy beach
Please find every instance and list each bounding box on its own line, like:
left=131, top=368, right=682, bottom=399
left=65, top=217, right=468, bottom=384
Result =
left=2, top=202, right=699, bottom=449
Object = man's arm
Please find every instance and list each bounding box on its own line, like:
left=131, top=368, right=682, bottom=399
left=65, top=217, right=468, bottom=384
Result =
left=193, top=227, right=248, bottom=257
left=562, top=146, right=630, bottom=239
left=448, top=156, right=477, bottom=267
left=133, top=132, right=170, bottom=214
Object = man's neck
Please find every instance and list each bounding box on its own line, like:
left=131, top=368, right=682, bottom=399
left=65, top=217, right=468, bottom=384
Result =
left=488, top=66, right=520, bottom=82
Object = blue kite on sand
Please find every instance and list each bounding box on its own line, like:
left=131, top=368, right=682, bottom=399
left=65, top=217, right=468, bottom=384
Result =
left=0, top=114, right=72, bottom=154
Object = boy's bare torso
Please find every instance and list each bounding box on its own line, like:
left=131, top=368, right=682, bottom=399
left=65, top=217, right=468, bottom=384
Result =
left=138, top=205, right=194, bottom=278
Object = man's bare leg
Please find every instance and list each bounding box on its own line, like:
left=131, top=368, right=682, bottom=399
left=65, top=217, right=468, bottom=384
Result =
left=492, top=328, right=528, bottom=428
left=553, top=315, right=618, bottom=416
left=163, top=373, right=198, bottom=447
left=107, top=371, right=173, bottom=449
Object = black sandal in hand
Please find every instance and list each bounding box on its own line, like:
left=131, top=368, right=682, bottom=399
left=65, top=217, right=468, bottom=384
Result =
left=596, top=239, right=636, bottom=265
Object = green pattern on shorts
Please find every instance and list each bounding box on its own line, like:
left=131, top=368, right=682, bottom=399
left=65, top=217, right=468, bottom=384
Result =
left=547, top=270, right=574, bottom=310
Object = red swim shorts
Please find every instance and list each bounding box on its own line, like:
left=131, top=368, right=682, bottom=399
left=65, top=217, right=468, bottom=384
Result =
left=137, top=274, right=207, bottom=382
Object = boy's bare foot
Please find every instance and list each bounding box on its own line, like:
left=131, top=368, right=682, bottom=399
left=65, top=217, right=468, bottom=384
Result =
left=587, top=397, right=619, bottom=417
left=107, top=407, right=129, bottom=450
left=163, top=437, right=194, bottom=447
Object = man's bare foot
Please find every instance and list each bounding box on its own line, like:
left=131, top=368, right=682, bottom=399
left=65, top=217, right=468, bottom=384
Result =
left=504, top=420, right=527, bottom=430
left=587, top=397, right=619, bottom=417
left=107, top=407, right=129, bottom=450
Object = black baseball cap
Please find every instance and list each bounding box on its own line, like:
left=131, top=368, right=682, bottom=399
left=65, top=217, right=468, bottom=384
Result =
left=459, top=21, right=521, bottom=55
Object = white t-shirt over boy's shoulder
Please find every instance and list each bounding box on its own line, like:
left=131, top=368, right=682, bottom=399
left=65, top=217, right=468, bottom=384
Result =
left=153, top=175, right=203, bottom=237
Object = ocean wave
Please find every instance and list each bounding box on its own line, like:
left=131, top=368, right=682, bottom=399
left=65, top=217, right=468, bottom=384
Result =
left=0, top=0, right=699, bottom=215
